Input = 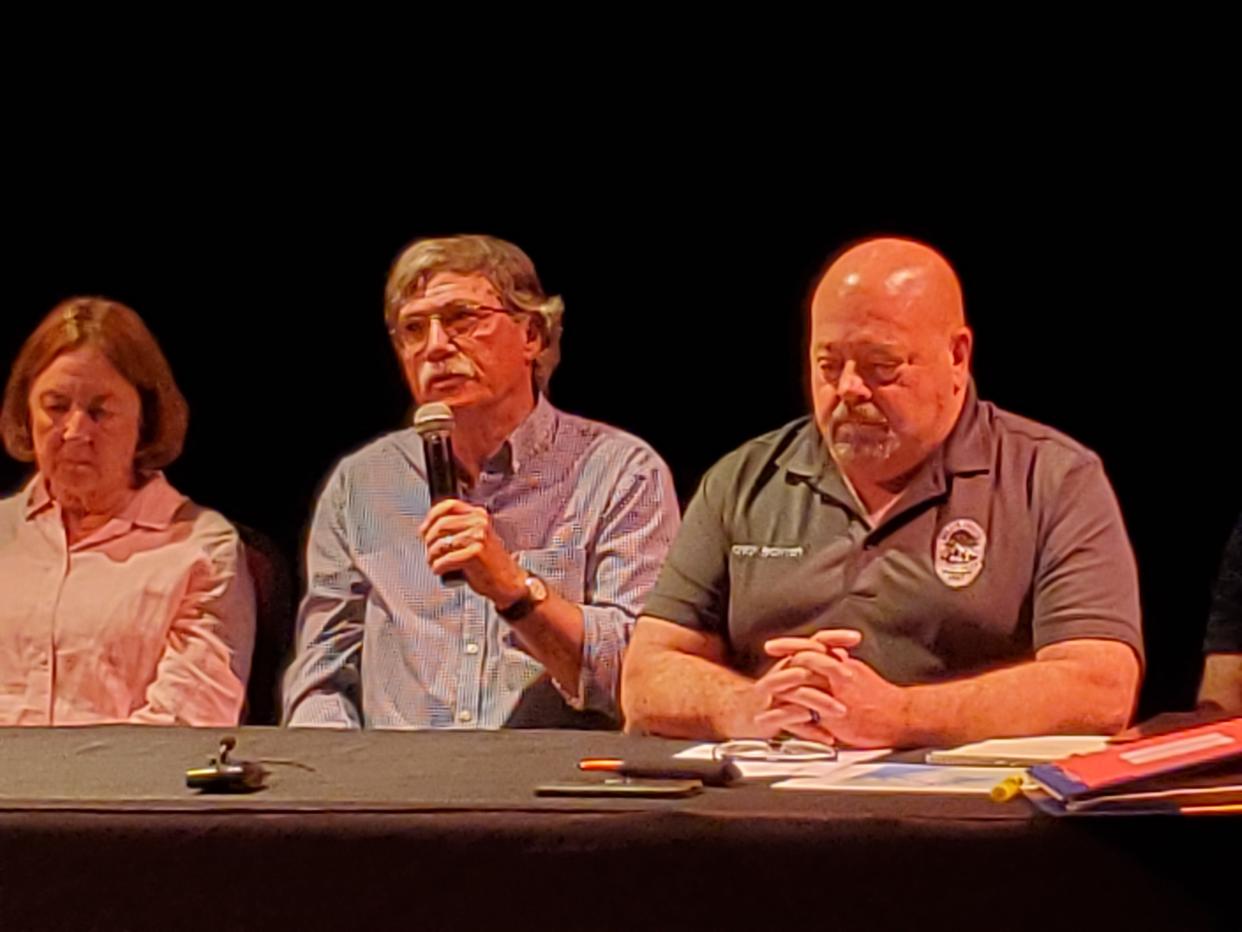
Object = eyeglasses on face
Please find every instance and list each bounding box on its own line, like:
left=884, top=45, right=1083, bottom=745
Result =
left=391, top=301, right=514, bottom=351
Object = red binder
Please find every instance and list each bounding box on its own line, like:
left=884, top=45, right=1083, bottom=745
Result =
left=1028, top=717, right=1242, bottom=814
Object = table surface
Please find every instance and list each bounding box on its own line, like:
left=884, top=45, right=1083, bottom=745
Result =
left=0, top=727, right=1233, bottom=932
left=0, top=725, right=1022, bottom=819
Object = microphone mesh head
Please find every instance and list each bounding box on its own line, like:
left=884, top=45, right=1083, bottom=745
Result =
left=413, top=402, right=455, bottom=435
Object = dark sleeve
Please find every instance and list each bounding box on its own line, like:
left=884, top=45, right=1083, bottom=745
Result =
left=1031, top=455, right=1144, bottom=663
left=1205, top=513, right=1242, bottom=653
left=641, top=470, right=731, bottom=635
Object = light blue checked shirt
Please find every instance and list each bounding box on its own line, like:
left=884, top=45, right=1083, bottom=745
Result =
left=283, top=396, right=679, bottom=729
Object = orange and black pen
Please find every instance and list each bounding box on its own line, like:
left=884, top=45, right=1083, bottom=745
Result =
left=579, top=758, right=625, bottom=773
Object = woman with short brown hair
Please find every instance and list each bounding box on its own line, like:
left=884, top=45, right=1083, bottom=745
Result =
left=0, top=297, right=255, bottom=725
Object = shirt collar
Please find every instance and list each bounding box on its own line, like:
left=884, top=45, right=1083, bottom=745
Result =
left=776, top=379, right=991, bottom=519
left=23, top=471, right=187, bottom=531
left=481, top=393, right=557, bottom=477
left=23, top=475, right=53, bottom=519
left=776, top=419, right=860, bottom=513
left=939, top=380, right=991, bottom=476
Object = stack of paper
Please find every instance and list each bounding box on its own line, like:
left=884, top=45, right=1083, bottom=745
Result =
left=924, top=735, right=1110, bottom=766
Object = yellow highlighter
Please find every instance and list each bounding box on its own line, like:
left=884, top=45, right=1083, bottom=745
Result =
left=990, top=775, right=1025, bottom=803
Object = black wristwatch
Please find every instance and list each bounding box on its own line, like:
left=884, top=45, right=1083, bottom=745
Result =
left=496, top=572, right=549, bottom=622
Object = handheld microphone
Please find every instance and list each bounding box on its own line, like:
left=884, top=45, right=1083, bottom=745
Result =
left=414, top=402, right=466, bottom=587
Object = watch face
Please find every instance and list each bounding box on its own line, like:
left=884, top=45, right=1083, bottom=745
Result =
left=527, top=574, right=549, bottom=602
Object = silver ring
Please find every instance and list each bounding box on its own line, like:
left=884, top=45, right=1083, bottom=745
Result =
left=807, top=708, right=821, bottom=727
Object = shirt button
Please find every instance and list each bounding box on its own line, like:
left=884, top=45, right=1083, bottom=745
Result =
left=458, top=710, right=474, bottom=723
left=464, top=642, right=480, bottom=655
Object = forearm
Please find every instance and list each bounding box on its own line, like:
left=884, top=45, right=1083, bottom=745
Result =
left=1198, top=653, right=1242, bottom=713
left=901, top=653, right=1138, bottom=746
left=622, top=642, right=759, bottom=739
left=506, top=592, right=586, bottom=697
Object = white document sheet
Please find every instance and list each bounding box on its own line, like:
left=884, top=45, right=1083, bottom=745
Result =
left=773, top=762, right=1026, bottom=795
left=674, top=743, right=890, bottom=779
left=923, top=735, right=1110, bottom=766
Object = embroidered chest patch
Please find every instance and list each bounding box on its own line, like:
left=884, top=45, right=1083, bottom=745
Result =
left=934, top=519, right=987, bottom=589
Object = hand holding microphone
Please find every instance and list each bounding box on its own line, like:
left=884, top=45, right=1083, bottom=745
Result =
left=413, top=402, right=527, bottom=604
left=414, top=402, right=467, bottom=587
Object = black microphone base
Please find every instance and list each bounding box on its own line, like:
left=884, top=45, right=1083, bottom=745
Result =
left=441, top=570, right=467, bottom=587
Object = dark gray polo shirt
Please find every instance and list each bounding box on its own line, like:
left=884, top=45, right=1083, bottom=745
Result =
left=643, top=385, right=1143, bottom=683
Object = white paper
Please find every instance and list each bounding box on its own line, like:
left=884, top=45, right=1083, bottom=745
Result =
left=774, top=762, right=1026, bottom=794
left=674, top=743, right=890, bottom=779
left=924, top=735, right=1110, bottom=766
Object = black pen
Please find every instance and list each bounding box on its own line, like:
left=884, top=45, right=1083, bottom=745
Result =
left=578, top=757, right=741, bottom=786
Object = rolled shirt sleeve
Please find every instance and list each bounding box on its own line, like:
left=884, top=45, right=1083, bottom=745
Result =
left=561, top=448, right=680, bottom=713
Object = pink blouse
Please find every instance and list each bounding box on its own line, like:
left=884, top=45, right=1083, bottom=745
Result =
left=0, top=472, right=255, bottom=725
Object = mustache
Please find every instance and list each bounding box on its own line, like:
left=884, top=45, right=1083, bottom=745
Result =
left=830, top=401, right=888, bottom=427
left=423, top=359, right=476, bottom=380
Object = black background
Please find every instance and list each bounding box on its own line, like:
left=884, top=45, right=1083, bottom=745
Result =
left=5, top=116, right=1236, bottom=719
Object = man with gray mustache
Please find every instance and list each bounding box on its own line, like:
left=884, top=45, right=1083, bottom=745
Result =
left=623, top=237, right=1143, bottom=748
left=284, top=235, right=679, bottom=729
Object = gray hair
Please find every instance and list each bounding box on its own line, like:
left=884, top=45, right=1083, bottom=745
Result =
left=384, top=234, right=565, bottom=392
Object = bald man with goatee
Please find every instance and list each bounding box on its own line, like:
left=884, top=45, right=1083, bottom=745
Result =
left=622, top=238, right=1143, bottom=748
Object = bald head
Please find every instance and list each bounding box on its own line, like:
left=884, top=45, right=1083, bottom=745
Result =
left=813, top=237, right=965, bottom=336
left=808, top=237, right=973, bottom=493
